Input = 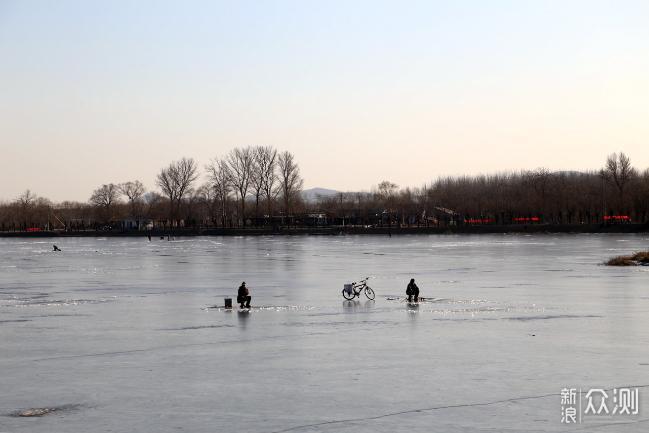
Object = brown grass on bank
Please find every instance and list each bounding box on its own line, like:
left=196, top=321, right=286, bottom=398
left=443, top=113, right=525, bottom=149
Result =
left=631, top=251, right=649, bottom=264
left=605, top=251, right=649, bottom=266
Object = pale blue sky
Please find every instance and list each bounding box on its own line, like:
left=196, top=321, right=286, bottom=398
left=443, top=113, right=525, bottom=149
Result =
left=1, top=0, right=648, bottom=201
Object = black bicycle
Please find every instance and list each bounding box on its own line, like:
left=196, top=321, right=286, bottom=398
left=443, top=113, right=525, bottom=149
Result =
left=342, top=277, right=375, bottom=300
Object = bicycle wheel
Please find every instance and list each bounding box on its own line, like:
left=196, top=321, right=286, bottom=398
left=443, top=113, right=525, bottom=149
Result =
left=364, top=286, right=375, bottom=300
left=342, top=288, right=356, bottom=300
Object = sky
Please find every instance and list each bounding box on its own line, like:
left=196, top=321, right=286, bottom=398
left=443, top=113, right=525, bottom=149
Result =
left=1, top=0, right=648, bottom=202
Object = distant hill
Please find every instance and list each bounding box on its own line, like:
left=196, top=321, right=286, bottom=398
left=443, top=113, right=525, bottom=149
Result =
left=301, top=187, right=340, bottom=202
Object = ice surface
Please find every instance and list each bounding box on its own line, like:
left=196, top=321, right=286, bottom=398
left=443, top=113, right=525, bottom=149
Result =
left=1, top=234, right=649, bottom=432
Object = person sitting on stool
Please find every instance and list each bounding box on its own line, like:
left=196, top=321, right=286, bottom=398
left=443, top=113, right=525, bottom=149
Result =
left=237, top=281, right=251, bottom=308
left=406, top=278, right=419, bottom=303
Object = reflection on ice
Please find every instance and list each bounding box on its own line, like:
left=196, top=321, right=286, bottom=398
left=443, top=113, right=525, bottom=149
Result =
left=1, top=296, right=116, bottom=308
left=205, top=305, right=316, bottom=312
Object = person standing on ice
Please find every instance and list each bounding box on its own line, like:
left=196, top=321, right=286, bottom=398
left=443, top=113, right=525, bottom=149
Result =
left=406, top=278, right=419, bottom=303
left=237, top=282, right=251, bottom=308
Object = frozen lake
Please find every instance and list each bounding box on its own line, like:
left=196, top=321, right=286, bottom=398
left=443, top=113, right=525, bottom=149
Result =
left=1, top=234, right=648, bottom=432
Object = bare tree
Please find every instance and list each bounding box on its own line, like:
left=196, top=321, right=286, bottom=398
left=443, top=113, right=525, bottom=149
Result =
left=263, top=155, right=279, bottom=220
left=16, top=190, right=38, bottom=229
left=376, top=180, right=399, bottom=225
left=156, top=158, right=199, bottom=225
left=604, top=152, right=636, bottom=210
left=6, top=191, right=55, bottom=230
left=277, top=151, right=303, bottom=221
left=377, top=181, right=398, bottom=203
left=17, top=190, right=37, bottom=208
left=524, top=168, right=552, bottom=219
left=206, top=158, right=233, bottom=227
left=143, top=191, right=165, bottom=224
left=90, top=183, right=120, bottom=222
left=226, top=147, right=254, bottom=226
left=118, top=180, right=146, bottom=224
left=251, top=145, right=278, bottom=224
left=637, top=168, right=649, bottom=221
left=196, top=183, right=218, bottom=226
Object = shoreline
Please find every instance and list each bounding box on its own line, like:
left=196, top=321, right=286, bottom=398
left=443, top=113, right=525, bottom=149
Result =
left=1, top=223, right=647, bottom=238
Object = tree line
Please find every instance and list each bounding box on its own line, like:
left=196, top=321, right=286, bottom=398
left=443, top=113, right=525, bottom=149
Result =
left=1, top=151, right=648, bottom=231
left=1, top=146, right=303, bottom=231
left=328, top=152, right=648, bottom=227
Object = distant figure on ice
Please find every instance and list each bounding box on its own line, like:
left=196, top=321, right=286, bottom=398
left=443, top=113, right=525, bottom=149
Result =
left=406, top=278, right=419, bottom=303
left=237, top=282, right=251, bottom=309
left=52, top=245, right=61, bottom=252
